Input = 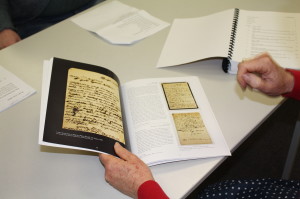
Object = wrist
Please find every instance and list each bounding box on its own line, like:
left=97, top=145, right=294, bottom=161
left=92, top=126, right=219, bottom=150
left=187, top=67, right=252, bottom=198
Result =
left=138, top=180, right=169, bottom=199
left=285, top=69, right=295, bottom=94
left=282, top=69, right=300, bottom=100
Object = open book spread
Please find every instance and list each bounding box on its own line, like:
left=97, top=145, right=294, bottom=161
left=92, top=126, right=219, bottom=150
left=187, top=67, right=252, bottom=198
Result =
left=0, top=65, right=35, bottom=112
left=39, top=58, right=230, bottom=166
left=157, top=8, right=300, bottom=74
left=71, top=1, right=169, bottom=45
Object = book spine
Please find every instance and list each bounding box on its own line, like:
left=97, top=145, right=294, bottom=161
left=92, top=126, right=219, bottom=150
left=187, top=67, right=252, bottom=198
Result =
left=222, top=8, right=240, bottom=73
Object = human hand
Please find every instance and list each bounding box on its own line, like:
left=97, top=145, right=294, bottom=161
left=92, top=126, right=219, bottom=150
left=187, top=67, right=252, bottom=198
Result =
left=0, top=29, right=21, bottom=50
left=99, top=142, right=154, bottom=199
left=237, top=53, right=294, bottom=96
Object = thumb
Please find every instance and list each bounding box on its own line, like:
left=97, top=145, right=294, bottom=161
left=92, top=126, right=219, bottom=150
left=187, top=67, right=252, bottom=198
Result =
left=242, top=73, right=262, bottom=90
left=99, top=153, right=109, bottom=164
left=114, top=142, right=134, bottom=161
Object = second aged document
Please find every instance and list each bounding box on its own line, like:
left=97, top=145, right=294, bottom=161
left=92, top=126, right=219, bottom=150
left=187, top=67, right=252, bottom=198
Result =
left=172, top=112, right=212, bottom=145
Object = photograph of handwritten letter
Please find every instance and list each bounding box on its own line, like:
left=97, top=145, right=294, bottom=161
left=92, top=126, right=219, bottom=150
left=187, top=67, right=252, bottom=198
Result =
left=63, top=68, right=124, bottom=143
left=172, top=112, right=212, bottom=145
left=39, top=58, right=125, bottom=156
left=39, top=57, right=230, bottom=165
left=162, top=82, right=198, bottom=110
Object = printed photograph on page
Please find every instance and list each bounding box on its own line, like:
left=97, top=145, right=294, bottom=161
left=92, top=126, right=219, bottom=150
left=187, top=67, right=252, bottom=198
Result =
left=172, top=112, right=212, bottom=145
left=161, top=82, right=198, bottom=110
left=62, top=68, right=125, bottom=144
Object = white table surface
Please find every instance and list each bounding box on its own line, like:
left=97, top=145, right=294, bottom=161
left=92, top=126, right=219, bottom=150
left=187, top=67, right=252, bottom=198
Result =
left=0, top=0, right=299, bottom=198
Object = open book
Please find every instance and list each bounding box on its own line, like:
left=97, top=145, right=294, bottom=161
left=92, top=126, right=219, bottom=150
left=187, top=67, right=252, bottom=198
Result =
left=157, top=8, right=300, bottom=74
left=39, top=58, right=230, bottom=166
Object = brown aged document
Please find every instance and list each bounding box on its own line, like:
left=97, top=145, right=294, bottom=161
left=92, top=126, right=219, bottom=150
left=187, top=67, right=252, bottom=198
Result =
left=162, top=82, right=198, bottom=110
left=62, top=68, right=125, bottom=143
left=172, top=112, right=212, bottom=145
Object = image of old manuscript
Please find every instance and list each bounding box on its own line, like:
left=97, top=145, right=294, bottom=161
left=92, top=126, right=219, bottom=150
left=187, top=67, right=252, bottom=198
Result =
left=62, top=68, right=125, bottom=143
left=162, top=82, right=198, bottom=110
left=172, top=112, right=212, bottom=145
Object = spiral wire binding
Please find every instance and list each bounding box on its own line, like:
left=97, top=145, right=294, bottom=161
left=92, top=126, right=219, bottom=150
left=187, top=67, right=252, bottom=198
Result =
left=222, top=8, right=240, bottom=73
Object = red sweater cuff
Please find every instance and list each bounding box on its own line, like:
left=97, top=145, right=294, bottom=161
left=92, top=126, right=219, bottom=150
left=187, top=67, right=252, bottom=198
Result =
left=138, top=180, right=169, bottom=199
left=282, top=69, right=300, bottom=101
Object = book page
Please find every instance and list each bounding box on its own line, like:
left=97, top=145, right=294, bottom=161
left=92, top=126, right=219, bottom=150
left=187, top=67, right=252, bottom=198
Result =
left=39, top=58, right=125, bottom=156
left=233, top=10, right=300, bottom=69
left=157, top=9, right=234, bottom=68
left=122, top=76, right=230, bottom=166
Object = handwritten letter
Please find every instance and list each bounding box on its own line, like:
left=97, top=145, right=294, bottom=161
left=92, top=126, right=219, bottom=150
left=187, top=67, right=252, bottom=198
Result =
left=62, top=68, right=125, bottom=143
left=162, top=82, right=198, bottom=110
left=172, top=112, right=212, bottom=145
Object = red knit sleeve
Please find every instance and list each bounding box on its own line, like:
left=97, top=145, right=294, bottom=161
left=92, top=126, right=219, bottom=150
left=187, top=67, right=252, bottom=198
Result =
left=282, top=69, right=300, bottom=101
left=137, top=180, right=169, bottom=199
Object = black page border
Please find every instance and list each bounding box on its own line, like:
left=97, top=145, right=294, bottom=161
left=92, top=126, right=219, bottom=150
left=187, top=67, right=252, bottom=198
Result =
left=161, top=82, right=198, bottom=110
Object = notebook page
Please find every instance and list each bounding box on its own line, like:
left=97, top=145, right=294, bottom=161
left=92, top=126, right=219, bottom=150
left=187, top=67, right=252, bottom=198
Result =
left=233, top=10, right=300, bottom=69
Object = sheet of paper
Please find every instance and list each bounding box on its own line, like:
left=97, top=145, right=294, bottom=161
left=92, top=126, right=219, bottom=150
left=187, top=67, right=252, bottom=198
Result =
left=156, top=9, right=233, bottom=68
left=233, top=10, right=300, bottom=70
left=71, top=1, right=169, bottom=44
left=0, top=65, right=35, bottom=112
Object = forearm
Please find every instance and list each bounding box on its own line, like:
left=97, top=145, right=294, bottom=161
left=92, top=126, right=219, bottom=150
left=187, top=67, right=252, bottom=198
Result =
left=0, top=0, right=20, bottom=49
left=0, top=0, right=15, bottom=31
left=138, top=180, right=169, bottom=199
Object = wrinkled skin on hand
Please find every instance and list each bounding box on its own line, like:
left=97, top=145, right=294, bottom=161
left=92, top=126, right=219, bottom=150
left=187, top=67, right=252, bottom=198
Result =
left=99, top=143, right=154, bottom=199
left=237, top=53, right=294, bottom=96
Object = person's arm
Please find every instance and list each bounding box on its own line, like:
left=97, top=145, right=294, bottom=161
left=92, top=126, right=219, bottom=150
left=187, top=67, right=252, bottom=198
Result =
left=0, top=0, right=21, bottom=49
left=237, top=53, right=294, bottom=96
left=0, top=29, right=21, bottom=49
left=99, top=143, right=169, bottom=199
left=282, top=69, right=300, bottom=101
left=138, top=180, right=169, bottom=199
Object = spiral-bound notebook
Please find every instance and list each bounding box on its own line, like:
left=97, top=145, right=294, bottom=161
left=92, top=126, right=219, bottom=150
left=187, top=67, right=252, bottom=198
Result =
left=157, top=8, right=300, bottom=74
